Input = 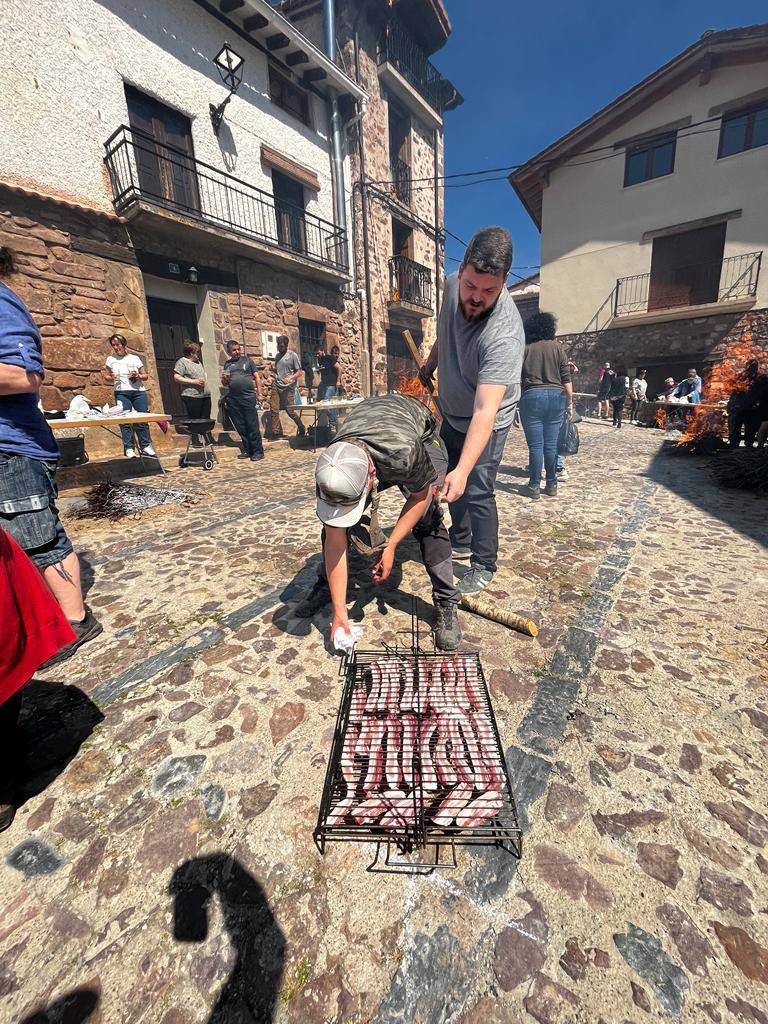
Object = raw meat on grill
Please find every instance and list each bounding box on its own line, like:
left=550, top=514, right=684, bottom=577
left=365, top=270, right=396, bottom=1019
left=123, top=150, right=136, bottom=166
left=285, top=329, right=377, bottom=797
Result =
left=384, top=715, right=403, bottom=790
left=365, top=662, right=384, bottom=715
left=400, top=712, right=418, bottom=780
left=433, top=783, right=475, bottom=826
left=435, top=714, right=459, bottom=787
left=419, top=714, right=439, bottom=790
left=400, top=659, right=415, bottom=712
left=320, top=654, right=515, bottom=839
left=456, top=792, right=503, bottom=828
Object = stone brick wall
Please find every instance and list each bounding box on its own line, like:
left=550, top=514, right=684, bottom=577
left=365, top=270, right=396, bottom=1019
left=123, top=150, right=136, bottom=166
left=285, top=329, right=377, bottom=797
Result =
left=1, top=184, right=363, bottom=454
left=0, top=185, right=165, bottom=455
left=560, top=308, right=768, bottom=394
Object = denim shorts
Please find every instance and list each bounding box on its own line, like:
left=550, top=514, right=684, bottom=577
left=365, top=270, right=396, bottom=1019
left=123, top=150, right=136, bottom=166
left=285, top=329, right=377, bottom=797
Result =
left=0, top=452, right=73, bottom=568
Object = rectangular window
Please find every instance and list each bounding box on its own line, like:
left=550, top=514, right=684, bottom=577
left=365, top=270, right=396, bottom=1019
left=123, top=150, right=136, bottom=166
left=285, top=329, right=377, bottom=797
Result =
left=624, top=133, right=676, bottom=187
left=269, top=66, right=310, bottom=126
left=299, top=318, right=326, bottom=380
left=718, top=102, right=768, bottom=158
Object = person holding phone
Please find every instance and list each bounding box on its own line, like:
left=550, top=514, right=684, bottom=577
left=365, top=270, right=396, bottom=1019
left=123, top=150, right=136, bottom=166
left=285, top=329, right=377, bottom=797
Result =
left=104, top=334, right=155, bottom=457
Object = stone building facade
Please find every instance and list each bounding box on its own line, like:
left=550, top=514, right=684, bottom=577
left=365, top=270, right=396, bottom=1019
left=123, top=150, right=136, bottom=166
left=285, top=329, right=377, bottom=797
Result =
left=2, top=0, right=366, bottom=455
left=561, top=308, right=768, bottom=400
left=510, top=26, right=768, bottom=397
left=280, top=0, right=462, bottom=392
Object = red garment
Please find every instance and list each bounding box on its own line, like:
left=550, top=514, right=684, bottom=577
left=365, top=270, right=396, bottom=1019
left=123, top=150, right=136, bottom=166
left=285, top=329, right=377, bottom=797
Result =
left=0, top=529, right=76, bottom=704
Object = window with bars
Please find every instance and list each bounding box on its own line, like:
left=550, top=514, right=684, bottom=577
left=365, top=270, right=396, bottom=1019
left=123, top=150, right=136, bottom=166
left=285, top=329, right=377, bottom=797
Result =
left=718, top=101, right=768, bottom=158
left=624, top=133, right=676, bottom=187
left=299, top=318, right=326, bottom=374
left=269, top=66, right=311, bottom=126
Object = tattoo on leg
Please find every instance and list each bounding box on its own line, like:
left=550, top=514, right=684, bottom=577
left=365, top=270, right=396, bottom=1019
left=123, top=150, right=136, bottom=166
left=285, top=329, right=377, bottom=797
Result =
left=51, top=561, right=75, bottom=585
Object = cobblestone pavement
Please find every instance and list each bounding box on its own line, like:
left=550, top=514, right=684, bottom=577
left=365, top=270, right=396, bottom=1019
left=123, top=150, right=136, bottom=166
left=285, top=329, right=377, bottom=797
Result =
left=2, top=422, right=767, bottom=1024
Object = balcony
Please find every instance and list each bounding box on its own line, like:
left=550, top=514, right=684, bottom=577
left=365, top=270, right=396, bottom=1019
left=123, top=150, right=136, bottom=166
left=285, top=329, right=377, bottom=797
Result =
left=378, top=18, right=450, bottom=129
left=615, top=251, right=762, bottom=319
left=388, top=255, right=432, bottom=321
left=104, top=126, right=349, bottom=282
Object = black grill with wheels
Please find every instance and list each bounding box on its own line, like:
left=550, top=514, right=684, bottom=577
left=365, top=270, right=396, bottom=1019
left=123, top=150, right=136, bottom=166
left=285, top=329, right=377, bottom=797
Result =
left=179, top=419, right=218, bottom=471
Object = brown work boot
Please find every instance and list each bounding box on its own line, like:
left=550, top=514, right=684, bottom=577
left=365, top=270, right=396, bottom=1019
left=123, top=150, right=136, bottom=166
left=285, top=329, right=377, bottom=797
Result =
left=434, top=602, right=461, bottom=651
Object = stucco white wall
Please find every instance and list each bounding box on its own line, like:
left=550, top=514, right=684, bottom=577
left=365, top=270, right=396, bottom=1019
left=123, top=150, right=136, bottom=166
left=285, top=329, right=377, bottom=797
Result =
left=539, top=61, right=768, bottom=333
left=1, top=0, right=348, bottom=229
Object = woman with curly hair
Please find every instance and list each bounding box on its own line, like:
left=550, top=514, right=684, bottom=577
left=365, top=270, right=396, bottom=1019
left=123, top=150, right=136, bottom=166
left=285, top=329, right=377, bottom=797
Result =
left=519, top=312, right=573, bottom=498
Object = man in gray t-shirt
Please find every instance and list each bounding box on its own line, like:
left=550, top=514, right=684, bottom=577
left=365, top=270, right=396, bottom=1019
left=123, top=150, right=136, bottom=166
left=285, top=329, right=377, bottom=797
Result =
left=420, top=226, right=524, bottom=594
left=267, top=335, right=306, bottom=439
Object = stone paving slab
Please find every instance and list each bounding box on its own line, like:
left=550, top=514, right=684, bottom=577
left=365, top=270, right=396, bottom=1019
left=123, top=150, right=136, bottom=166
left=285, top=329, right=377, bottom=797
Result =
left=1, top=423, right=767, bottom=1023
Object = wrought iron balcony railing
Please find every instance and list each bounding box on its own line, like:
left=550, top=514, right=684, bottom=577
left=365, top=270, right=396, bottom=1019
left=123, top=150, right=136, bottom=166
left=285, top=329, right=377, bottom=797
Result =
left=390, top=156, right=411, bottom=205
left=615, top=250, right=762, bottom=316
left=103, top=126, right=348, bottom=273
left=378, top=17, right=447, bottom=114
left=389, top=255, right=432, bottom=310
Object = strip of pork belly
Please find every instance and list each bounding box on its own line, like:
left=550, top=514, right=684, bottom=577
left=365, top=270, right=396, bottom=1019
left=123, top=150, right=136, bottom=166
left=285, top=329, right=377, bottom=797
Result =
left=432, top=782, right=475, bottom=827
left=456, top=791, right=503, bottom=828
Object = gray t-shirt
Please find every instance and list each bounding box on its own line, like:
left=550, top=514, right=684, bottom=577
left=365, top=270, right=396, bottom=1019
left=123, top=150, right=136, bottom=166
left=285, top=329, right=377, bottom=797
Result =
left=275, top=349, right=301, bottom=388
left=174, top=357, right=210, bottom=398
left=437, top=272, right=524, bottom=431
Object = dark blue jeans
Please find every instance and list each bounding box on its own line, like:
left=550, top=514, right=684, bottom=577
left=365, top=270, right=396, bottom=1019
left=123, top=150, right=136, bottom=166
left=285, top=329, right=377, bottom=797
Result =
left=317, top=384, right=338, bottom=427
left=519, top=387, right=566, bottom=489
left=228, top=392, right=264, bottom=457
left=115, top=390, right=150, bottom=450
left=440, top=419, right=510, bottom=574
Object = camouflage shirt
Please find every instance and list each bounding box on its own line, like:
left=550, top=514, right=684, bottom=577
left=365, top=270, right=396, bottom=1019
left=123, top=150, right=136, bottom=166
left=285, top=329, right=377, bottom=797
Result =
left=335, top=394, right=437, bottom=492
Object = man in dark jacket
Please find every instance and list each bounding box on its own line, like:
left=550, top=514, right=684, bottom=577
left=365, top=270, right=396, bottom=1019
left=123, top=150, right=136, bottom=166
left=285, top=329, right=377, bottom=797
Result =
left=294, top=393, right=461, bottom=651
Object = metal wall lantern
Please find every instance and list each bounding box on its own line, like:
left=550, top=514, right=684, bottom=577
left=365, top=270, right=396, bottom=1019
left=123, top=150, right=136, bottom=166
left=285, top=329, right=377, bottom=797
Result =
left=210, top=42, right=244, bottom=134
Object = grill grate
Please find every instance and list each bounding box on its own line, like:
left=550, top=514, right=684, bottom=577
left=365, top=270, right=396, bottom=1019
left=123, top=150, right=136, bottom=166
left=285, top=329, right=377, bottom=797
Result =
left=314, top=647, right=522, bottom=870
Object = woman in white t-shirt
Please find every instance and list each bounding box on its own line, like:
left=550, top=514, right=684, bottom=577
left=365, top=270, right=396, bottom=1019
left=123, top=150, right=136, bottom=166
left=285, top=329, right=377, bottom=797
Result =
left=104, top=335, right=155, bottom=457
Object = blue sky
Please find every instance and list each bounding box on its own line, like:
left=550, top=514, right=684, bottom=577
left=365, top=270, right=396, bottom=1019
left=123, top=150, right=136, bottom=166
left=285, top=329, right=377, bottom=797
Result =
left=433, top=1, right=767, bottom=279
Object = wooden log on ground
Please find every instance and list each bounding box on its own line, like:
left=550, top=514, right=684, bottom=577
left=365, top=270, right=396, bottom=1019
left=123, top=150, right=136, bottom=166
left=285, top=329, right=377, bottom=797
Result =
left=459, top=594, right=539, bottom=637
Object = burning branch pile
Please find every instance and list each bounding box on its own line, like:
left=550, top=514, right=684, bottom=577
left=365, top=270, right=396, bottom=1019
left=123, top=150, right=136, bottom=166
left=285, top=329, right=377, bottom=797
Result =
left=711, top=449, right=768, bottom=495
left=673, top=328, right=767, bottom=452
left=396, top=373, right=440, bottom=420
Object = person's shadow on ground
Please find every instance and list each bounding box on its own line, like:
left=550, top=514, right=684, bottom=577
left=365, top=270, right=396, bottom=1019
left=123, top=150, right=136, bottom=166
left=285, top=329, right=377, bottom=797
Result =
left=271, top=539, right=436, bottom=652
left=20, top=987, right=99, bottom=1023
left=170, top=854, right=285, bottom=1024
left=14, top=680, right=103, bottom=807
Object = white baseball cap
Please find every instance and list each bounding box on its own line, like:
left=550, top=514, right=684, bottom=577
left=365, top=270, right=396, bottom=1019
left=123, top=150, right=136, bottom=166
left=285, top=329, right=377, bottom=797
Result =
left=315, top=441, right=372, bottom=527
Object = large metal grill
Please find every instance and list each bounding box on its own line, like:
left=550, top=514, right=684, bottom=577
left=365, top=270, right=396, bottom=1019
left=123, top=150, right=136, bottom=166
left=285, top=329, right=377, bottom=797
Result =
left=314, top=646, right=522, bottom=870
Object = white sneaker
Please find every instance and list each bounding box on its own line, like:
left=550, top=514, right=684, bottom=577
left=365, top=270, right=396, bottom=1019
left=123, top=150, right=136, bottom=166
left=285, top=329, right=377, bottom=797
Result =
left=125, top=447, right=136, bottom=458
left=557, top=468, right=570, bottom=481
left=141, top=446, right=157, bottom=457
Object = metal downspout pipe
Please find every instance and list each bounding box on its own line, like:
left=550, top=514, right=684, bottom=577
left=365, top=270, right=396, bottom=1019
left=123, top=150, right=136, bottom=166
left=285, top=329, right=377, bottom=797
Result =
left=323, top=0, right=348, bottom=272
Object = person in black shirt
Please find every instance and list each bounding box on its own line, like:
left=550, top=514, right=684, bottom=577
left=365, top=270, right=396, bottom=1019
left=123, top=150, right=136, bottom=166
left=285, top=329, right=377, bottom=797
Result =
left=317, top=344, right=342, bottom=435
left=222, top=339, right=265, bottom=461
left=294, top=394, right=461, bottom=651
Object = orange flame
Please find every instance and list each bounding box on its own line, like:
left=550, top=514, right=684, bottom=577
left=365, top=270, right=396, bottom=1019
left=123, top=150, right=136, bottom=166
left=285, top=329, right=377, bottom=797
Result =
left=655, top=407, right=667, bottom=429
left=396, top=373, right=430, bottom=399
left=676, top=328, right=764, bottom=446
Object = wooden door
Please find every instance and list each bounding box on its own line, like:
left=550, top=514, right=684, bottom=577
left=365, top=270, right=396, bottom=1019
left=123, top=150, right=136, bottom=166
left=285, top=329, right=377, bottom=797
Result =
left=125, top=86, right=199, bottom=214
left=146, top=297, right=199, bottom=420
left=273, top=171, right=307, bottom=254
left=648, top=223, right=726, bottom=310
